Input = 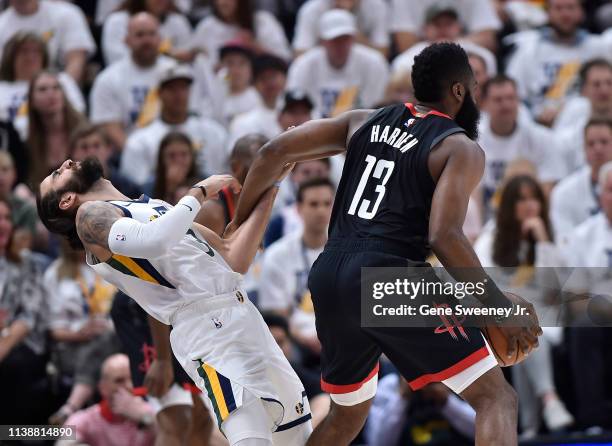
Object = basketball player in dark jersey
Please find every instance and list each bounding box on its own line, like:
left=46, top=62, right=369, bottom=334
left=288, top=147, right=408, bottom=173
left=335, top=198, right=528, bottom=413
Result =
left=229, top=43, right=542, bottom=445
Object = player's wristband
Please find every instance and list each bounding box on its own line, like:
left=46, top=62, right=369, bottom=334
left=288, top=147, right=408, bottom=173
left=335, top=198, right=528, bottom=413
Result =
left=191, top=185, right=207, bottom=198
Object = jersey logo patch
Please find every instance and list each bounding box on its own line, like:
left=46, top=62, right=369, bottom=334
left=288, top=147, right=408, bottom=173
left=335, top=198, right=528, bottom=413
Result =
left=212, top=318, right=223, bottom=329
left=404, top=118, right=415, bottom=128
left=115, top=234, right=126, bottom=241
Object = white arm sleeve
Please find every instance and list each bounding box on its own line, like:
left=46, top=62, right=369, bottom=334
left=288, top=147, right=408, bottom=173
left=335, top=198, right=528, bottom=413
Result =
left=108, top=195, right=201, bottom=258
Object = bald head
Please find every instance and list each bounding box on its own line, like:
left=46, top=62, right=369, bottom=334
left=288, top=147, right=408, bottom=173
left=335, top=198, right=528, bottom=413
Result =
left=126, top=12, right=160, bottom=67
left=99, top=354, right=133, bottom=399
left=230, top=134, right=267, bottom=183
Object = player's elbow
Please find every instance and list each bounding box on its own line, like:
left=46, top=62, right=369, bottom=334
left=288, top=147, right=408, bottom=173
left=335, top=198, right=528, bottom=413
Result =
left=259, top=139, right=290, bottom=165
left=230, top=257, right=250, bottom=274
left=429, top=228, right=461, bottom=253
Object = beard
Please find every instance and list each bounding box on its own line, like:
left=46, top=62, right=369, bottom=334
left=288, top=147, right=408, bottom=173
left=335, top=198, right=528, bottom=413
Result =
left=455, top=91, right=480, bottom=140
left=64, top=156, right=104, bottom=195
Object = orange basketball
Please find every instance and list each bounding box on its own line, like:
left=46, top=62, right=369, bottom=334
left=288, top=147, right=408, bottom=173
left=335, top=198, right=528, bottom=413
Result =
left=482, top=324, right=528, bottom=367
left=481, top=292, right=535, bottom=367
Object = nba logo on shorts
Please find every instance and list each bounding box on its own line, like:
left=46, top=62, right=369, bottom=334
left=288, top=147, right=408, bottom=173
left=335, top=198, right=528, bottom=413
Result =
left=212, top=318, right=223, bottom=329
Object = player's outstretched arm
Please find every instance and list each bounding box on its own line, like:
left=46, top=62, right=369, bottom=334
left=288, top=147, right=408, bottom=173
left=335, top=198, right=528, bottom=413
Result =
left=230, top=109, right=373, bottom=229
left=429, top=135, right=541, bottom=354
left=193, top=164, right=294, bottom=274
left=429, top=135, right=513, bottom=300
left=77, top=175, right=240, bottom=261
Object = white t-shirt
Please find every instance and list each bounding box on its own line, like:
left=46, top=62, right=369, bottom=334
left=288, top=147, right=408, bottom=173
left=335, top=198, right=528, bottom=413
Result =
left=258, top=231, right=323, bottom=337
left=102, top=10, right=193, bottom=65
left=219, top=86, right=262, bottom=128
left=44, top=262, right=112, bottom=332
left=550, top=166, right=600, bottom=242
left=192, top=11, right=291, bottom=65
left=389, top=0, right=501, bottom=34
left=191, top=54, right=226, bottom=123
left=0, top=0, right=96, bottom=71
left=553, top=96, right=591, bottom=131
left=0, top=72, right=85, bottom=122
left=287, top=44, right=389, bottom=118
left=120, top=116, right=229, bottom=185
left=477, top=113, right=564, bottom=203
left=560, top=212, right=612, bottom=294
left=392, top=40, right=497, bottom=76
left=228, top=105, right=282, bottom=149
left=89, top=56, right=176, bottom=134
left=292, top=0, right=389, bottom=51
left=506, top=29, right=606, bottom=117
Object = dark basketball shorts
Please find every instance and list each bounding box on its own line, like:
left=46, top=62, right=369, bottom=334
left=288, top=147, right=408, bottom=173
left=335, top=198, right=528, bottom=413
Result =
left=111, top=291, right=201, bottom=412
left=308, top=239, right=497, bottom=406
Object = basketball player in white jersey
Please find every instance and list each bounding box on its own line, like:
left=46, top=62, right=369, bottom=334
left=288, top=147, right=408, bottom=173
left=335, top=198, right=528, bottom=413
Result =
left=36, top=157, right=312, bottom=446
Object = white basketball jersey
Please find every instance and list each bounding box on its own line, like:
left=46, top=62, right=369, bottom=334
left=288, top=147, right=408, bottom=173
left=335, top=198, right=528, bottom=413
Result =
left=86, top=196, right=242, bottom=324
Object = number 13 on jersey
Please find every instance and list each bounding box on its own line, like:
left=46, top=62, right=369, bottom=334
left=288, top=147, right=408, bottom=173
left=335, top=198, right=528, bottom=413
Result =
left=348, top=155, right=395, bottom=220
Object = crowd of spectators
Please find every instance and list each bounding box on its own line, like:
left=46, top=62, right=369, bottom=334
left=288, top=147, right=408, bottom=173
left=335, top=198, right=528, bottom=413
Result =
left=0, top=0, right=611, bottom=444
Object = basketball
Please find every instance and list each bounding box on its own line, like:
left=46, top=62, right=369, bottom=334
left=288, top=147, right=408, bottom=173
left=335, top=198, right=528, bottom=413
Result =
left=481, top=292, right=534, bottom=367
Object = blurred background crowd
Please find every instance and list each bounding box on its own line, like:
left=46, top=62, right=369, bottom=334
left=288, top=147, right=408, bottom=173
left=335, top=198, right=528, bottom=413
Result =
left=0, top=0, right=611, bottom=444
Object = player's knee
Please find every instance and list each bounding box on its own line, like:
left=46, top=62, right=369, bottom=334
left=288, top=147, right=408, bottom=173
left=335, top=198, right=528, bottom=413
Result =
left=157, top=405, right=192, bottom=438
left=499, top=382, right=518, bottom=411
left=461, top=368, right=517, bottom=414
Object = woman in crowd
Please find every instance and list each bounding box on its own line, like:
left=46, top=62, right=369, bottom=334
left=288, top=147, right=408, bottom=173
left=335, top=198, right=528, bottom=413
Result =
left=45, top=240, right=119, bottom=425
left=0, top=32, right=84, bottom=124
left=192, top=0, right=291, bottom=66
left=102, top=0, right=193, bottom=64
left=150, top=131, right=199, bottom=204
left=24, top=70, right=87, bottom=189
left=0, top=197, right=49, bottom=424
left=474, top=175, right=574, bottom=437
left=217, top=43, right=261, bottom=126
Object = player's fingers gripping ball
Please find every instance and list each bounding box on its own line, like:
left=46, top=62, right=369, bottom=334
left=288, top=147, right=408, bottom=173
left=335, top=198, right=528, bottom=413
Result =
left=481, top=292, right=542, bottom=367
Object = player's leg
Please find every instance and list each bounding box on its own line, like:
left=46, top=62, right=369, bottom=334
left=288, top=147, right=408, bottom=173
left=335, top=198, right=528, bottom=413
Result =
left=306, top=399, right=373, bottom=445
left=373, top=321, right=514, bottom=445
left=148, top=384, right=196, bottom=446
left=306, top=247, right=382, bottom=445
left=220, top=389, right=273, bottom=446
left=188, top=391, right=215, bottom=446
left=460, top=366, right=518, bottom=446
left=156, top=404, right=192, bottom=446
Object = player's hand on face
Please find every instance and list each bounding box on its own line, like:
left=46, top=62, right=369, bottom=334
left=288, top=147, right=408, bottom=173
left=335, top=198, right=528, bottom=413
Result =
left=144, top=358, right=174, bottom=398
left=193, top=175, right=242, bottom=201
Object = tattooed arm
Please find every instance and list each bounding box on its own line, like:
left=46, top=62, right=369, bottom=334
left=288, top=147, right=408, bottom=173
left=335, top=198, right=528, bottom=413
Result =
left=76, top=201, right=124, bottom=261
